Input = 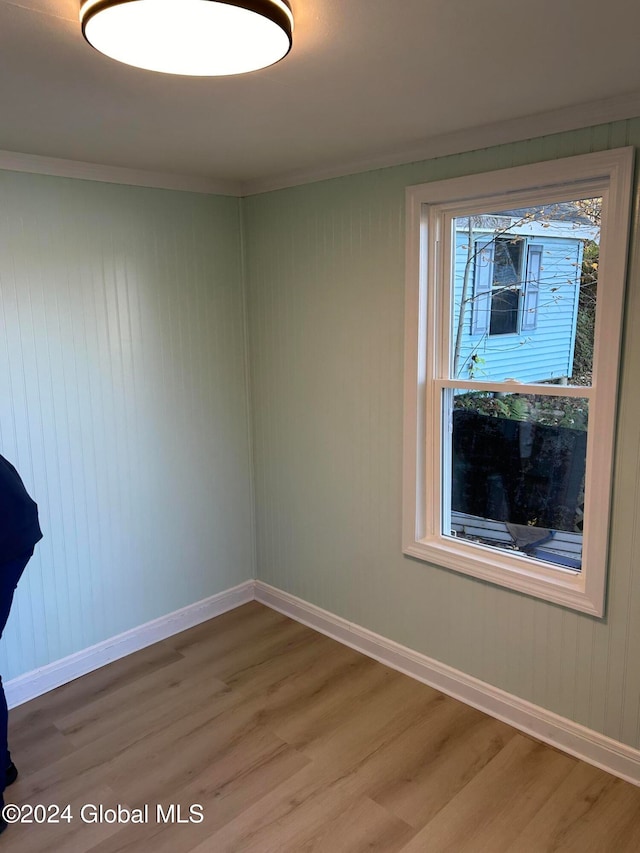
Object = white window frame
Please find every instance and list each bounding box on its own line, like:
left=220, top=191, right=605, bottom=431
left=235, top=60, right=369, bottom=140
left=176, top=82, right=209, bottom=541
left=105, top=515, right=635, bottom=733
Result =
left=402, top=148, right=634, bottom=616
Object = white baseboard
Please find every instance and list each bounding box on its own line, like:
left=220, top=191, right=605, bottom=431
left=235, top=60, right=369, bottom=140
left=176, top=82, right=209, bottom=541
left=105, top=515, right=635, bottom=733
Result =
left=5, top=580, right=255, bottom=709
left=254, top=581, right=640, bottom=786
left=8, top=577, right=640, bottom=786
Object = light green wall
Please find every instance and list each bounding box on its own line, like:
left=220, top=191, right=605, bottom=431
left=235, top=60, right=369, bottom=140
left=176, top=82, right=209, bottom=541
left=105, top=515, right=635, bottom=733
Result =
left=3, top=119, right=640, bottom=749
left=244, top=119, right=640, bottom=748
left=0, top=172, right=254, bottom=680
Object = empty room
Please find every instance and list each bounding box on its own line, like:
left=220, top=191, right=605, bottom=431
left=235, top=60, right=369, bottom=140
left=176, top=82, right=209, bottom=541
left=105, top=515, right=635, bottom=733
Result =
left=1, top=1, right=640, bottom=850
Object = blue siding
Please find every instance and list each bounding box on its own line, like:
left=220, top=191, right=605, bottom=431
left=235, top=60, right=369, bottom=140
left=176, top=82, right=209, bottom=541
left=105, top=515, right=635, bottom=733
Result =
left=452, top=230, right=584, bottom=383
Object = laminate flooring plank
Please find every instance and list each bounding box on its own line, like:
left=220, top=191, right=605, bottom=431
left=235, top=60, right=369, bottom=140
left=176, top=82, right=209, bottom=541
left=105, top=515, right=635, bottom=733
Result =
left=173, top=610, right=311, bottom=681
left=211, top=626, right=349, bottom=699
left=108, top=710, right=305, bottom=805
left=87, top=646, right=401, bottom=850
left=6, top=722, right=76, bottom=778
left=350, top=694, right=517, bottom=829
left=50, top=634, right=369, bottom=806
left=86, top=730, right=311, bottom=853
left=53, top=606, right=317, bottom=752
left=4, top=602, right=640, bottom=853
left=279, top=666, right=441, bottom=770
left=10, top=640, right=183, bottom=732
left=12, top=674, right=235, bottom=804
left=166, top=602, right=289, bottom=658
left=201, top=772, right=416, bottom=853
left=207, top=694, right=514, bottom=845
left=283, top=796, right=415, bottom=853
left=397, top=734, right=578, bottom=852
left=252, top=653, right=404, bottom=749
left=505, top=760, right=640, bottom=852
left=14, top=612, right=305, bottom=800
left=54, top=658, right=231, bottom=749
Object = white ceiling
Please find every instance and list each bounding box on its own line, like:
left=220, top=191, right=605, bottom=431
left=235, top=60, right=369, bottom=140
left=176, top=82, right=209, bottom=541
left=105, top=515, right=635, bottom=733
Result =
left=1, top=0, right=640, bottom=194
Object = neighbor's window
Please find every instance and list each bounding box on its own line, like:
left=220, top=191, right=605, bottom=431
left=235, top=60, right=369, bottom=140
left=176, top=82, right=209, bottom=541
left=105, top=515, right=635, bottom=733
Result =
left=402, top=149, right=633, bottom=615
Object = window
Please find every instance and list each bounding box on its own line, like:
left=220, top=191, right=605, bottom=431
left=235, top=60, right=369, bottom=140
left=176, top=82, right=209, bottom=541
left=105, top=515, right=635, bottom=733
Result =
left=473, top=235, right=526, bottom=336
left=489, top=236, right=523, bottom=335
left=403, top=149, right=633, bottom=615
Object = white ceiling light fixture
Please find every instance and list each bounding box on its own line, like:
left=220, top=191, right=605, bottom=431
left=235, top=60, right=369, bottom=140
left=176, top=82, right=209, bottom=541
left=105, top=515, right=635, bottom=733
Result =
left=80, top=0, right=294, bottom=76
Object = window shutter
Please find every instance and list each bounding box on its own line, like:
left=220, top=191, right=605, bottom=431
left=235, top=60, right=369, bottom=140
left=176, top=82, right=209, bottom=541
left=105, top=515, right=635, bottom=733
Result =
left=522, top=244, right=542, bottom=331
left=471, top=240, right=494, bottom=335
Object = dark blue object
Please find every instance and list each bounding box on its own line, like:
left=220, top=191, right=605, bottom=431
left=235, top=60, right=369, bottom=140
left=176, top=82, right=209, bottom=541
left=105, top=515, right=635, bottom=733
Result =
left=0, top=455, right=42, bottom=563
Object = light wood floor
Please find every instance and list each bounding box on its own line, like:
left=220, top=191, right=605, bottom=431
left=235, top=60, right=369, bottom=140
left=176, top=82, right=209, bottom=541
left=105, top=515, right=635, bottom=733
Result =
left=4, top=601, right=640, bottom=852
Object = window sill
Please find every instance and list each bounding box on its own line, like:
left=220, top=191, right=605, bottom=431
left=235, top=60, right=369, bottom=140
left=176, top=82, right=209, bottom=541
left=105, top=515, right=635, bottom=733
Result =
left=403, top=536, right=602, bottom=616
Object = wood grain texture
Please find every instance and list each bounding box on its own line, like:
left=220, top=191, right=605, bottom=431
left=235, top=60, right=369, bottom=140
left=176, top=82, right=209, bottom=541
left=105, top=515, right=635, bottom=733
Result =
left=5, top=601, right=640, bottom=851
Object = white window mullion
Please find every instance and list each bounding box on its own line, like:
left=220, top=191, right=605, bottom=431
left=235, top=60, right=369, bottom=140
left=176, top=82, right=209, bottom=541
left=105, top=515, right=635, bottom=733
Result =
left=438, top=379, right=595, bottom=398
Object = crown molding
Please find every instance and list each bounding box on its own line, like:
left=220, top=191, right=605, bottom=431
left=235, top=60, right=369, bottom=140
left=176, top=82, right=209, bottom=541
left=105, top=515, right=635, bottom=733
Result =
left=0, top=149, right=243, bottom=196
left=1, top=90, right=639, bottom=198
left=240, top=90, right=640, bottom=196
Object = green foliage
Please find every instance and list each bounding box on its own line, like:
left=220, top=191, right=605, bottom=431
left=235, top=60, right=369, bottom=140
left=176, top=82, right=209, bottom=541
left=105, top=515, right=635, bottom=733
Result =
left=494, top=395, right=528, bottom=421
left=453, top=391, right=587, bottom=430
left=467, top=354, right=486, bottom=378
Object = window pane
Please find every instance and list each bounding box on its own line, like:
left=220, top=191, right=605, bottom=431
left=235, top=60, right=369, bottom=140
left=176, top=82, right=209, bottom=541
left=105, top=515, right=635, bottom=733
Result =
left=451, top=200, right=601, bottom=384
left=489, top=287, right=519, bottom=336
left=493, top=237, right=523, bottom=288
left=445, top=389, right=588, bottom=571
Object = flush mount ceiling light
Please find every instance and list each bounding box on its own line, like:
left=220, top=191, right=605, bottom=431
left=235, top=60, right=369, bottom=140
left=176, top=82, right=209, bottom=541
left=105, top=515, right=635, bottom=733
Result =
left=80, top=0, right=294, bottom=76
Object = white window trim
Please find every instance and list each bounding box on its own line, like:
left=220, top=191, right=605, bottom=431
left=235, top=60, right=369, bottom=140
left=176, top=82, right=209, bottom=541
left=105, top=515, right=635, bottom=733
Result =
left=402, top=148, right=634, bottom=616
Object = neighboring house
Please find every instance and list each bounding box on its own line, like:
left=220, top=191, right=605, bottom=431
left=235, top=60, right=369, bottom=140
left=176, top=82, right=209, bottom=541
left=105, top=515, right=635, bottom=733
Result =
left=453, top=206, right=599, bottom=384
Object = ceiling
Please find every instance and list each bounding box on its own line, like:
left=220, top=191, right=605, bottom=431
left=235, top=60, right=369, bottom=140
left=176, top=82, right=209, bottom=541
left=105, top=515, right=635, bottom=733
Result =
left=1, top=0, right=640, bottom=194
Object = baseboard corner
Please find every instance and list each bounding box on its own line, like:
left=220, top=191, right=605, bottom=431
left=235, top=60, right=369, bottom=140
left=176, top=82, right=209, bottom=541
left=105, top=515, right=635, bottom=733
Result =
left=5, top=579, right=256, bottom=708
